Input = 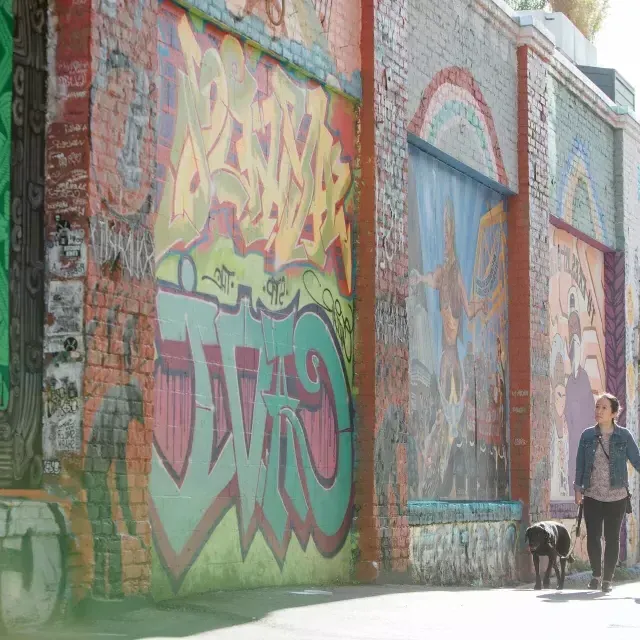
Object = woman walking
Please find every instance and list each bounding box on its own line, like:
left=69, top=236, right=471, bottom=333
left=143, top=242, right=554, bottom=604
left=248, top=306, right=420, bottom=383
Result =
left=574, top=393, right=640, bottom=592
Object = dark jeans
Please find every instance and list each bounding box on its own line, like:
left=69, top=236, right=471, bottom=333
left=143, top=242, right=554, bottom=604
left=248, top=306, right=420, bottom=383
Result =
left=583, top=496, right=626, bottom=581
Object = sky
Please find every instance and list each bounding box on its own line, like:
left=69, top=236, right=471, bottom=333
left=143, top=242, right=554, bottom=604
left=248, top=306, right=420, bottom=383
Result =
left=594, top=0, right=640, bottom=104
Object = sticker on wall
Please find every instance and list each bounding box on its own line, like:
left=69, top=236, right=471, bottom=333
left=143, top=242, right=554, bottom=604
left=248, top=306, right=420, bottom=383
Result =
left=47, top=216, right=87, bottom=278
left=45, top=280, right=84, bottom=354
left=43, top=361, right=83, bottom=457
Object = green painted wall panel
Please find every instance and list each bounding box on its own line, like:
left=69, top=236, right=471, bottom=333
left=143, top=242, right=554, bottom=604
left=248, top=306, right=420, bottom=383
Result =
left=0, top=0, right=11, bottom=409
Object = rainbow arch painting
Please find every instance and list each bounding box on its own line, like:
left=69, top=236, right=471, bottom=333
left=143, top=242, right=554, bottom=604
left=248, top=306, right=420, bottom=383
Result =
left=557, top=138, right=609, bottom=246
left=410, top=67, right=508, bottom=187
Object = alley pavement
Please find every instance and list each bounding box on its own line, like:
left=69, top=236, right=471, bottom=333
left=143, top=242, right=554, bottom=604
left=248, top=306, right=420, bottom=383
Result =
left=11, top=579, right=640, bottom=640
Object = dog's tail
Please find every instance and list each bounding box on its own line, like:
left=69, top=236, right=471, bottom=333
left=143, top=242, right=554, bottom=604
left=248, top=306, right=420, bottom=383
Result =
left=563, top=552, right=575, bottom=564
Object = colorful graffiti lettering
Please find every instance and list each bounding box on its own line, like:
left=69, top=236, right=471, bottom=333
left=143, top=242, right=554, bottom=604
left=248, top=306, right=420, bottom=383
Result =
left=151, top=263, right=353, bottom=589
left=156, top=7, right=355, bottom=295
left=153, top=5, right=356, bottom=596
left=549, top=226, right=605, bottom=502
left=407, top=145, right=509, bottom=501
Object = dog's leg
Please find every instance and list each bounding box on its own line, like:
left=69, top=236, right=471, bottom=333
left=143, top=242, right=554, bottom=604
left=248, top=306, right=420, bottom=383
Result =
left=549, top=551, right=561, bottom=588
left=533, top=554, right=542, bottom=590
left=558, top=556, right=566, bottom=590
left=543, top=553, right=554, bottom=589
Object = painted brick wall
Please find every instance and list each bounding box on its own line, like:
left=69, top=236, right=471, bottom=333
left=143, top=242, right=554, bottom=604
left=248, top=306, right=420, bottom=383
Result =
left=407, top=0, right=518, bottom=189
left=152, top=1, right=357, bottom=597
left=83, top=0, right=157, bottom=601
left=507, top=42, right=552, bottom=580
left=170, top=0, right=361, bottom=97
left=409, top=502, right=521, bottom=585
left=617, top=127, right=640, bottom=565
left=548, top=76, right=616, bottom=247
left=356, top=0, right=410, bottom=581
left=44, top=0, right=157, bottom=602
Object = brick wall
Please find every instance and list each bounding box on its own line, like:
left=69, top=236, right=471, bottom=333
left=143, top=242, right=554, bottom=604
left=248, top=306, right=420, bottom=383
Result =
left=151, top=1, right=358, bottom=597
left=44, top=0, right=157, bottom=602
left=11, top=3, right=640, bottom=620
left=407, top=0, right=518, bottom=189
left=356, top=0, right=410, bottom=581
left=617, top=127, right=640, bottom=565
left=548, top=76, right=616, bottom=247
left=507, top=39, right=553, bottom=577
left=405, top=0, right=523, bottom=587
left=173, top=0, right=362, bottom=98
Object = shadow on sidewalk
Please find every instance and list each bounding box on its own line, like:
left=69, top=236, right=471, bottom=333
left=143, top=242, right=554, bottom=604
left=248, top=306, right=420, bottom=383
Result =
left=15, top=584, right=439, bottom=640
left=537, top=591, right=640, bottom=604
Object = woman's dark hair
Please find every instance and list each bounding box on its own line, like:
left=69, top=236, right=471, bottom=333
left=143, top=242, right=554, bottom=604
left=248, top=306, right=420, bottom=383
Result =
left=598, top=392, right=621, bottom=415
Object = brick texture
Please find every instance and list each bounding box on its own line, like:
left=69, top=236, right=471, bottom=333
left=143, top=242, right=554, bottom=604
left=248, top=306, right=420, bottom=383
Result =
left=178, top=0, right=362, bottom=98
left=407, top=0, right=519, bottom=188
left=548, top=76, right=616, bottom=247
left=27, top=0, right=640, bottom=611
left=616, top=126, right=640, bottom=565
left=356, top=0, right=410, bottom=580
left=507, top=43, right=551, bottom=577
left=44, top=0, right=157, bottom=602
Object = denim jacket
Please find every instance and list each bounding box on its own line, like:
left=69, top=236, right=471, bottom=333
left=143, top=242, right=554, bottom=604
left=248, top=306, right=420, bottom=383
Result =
left=574, top=423, right=640, bottom=492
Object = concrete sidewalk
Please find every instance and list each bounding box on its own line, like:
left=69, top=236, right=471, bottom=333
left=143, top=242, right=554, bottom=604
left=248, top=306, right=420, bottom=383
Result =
left=9, top=569, right=640, bottom=640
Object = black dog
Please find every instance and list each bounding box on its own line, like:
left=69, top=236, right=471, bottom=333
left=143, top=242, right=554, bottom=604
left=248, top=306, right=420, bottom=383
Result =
left=525, top=521, right=574, bottom=590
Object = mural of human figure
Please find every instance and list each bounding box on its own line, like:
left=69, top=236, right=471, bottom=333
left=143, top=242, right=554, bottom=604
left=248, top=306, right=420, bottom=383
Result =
left=564, top=308, right=596, bottom=487
left=412, top=200, right=488, bottom=406
left=85, top=380, right=144, bottom=598
left=550, top=338, right=570, bottom=499
left=462, top=341, right=478, bottom=498
left=495, top=337, right=509, bottom=498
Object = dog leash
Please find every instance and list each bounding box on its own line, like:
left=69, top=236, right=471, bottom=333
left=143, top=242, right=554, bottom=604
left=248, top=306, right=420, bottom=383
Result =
left=561, top=503, right=583, bottom=560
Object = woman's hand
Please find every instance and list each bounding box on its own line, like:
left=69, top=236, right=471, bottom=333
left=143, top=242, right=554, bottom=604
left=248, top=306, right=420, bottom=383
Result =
left=575, top=490, right=583, bottom=505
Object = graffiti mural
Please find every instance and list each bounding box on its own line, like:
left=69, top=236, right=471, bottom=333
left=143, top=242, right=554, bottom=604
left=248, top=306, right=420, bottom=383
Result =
left=411, top=521, right=518, bottom=586
left=549, top=226, right=605, bottom=502
left=556, top=138, right=609, bottom=246
left=156, top=4, right=354, bottom=295
left=0, top=0, right=47, bottom=487
left=152, top=4, right=356, bottom=597
left=409, top=67, right=509, bottom=188
left=0, top=496, right=70, bottom=633
left=220, top=0, right=360, bottom=96
left=408, top=146, right=509, bottom=501
left=67, top=0, right=157, bottom=600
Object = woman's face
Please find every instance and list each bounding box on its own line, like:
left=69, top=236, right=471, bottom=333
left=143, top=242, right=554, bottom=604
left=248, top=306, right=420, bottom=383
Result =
left=595, top=396, right=616, bottom=424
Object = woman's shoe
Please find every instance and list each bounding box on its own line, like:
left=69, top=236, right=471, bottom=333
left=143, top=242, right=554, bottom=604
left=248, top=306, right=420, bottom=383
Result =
left=588, top=577, right=600, bottom=589
left=602, top=581, right=613, bottom=593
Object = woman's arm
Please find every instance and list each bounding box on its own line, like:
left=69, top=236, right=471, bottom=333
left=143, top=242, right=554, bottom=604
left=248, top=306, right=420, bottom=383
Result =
left=627, top=431, right=640, bottom=473
left=574, top=433, right=586, bottom=494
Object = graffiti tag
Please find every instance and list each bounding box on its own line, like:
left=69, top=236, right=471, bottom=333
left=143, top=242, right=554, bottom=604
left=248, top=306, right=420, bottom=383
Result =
left=202, top=265, right=236, bottom=295
left=302, top=270, right=353, bottom=363
left=264, top=275, right=288, bottom=307
left=151, top=284, right=353, bottom=584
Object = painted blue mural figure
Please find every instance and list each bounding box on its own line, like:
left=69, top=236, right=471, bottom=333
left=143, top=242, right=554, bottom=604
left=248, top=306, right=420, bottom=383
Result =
left=413, top=201, right=488, bottom=406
